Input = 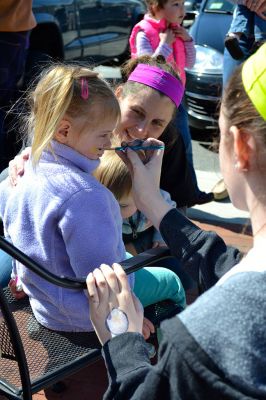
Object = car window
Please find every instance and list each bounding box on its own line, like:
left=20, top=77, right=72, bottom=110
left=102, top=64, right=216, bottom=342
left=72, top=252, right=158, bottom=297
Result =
left=204, top=0, right=234, bottom=13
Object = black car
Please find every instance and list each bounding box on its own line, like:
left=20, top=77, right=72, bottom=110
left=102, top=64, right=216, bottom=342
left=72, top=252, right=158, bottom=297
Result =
left=185, top=0, right=234, bottom=132
left=27, top=0, right=146, bottom=78
left=184, top=0, right=201, bottom=26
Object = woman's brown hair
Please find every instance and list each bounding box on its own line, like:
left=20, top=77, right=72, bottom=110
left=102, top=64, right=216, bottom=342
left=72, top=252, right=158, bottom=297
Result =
left=119, top=55, right=181, bottom=149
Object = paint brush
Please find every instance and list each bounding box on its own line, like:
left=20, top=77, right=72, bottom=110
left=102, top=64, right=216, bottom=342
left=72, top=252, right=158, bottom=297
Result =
left=99, top=144, right=165, bottom=151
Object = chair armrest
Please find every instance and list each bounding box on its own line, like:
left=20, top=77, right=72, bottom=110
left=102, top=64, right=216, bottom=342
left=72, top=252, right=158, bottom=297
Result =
left=0, top=236, right=172, bottom=290
left=0, top=219, right=3, bottom=237
left=120, top=247, right=171, bottom=274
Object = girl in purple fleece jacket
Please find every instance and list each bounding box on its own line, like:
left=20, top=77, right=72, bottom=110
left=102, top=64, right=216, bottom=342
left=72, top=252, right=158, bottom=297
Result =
left=0, top=63, right=185, bottom=332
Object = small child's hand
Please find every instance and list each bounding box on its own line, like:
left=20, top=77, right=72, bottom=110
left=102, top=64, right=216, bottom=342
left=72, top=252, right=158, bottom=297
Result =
left=9, top=147, right=31, bottom=187
left=142, top=317, right=155, bottom=340
left=159, top=29, right=176, bottom=46
left=171, top=25, right=192, bottom=42
left=8, top=278, right=27, bottom=300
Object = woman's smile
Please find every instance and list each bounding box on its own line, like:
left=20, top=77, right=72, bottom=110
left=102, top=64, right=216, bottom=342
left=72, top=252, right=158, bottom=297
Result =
left=116, top=88, right=175, bottom=142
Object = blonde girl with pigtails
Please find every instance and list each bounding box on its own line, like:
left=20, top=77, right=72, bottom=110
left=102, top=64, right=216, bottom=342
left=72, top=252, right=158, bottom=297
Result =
left=0, top=63, right=186, bottom=333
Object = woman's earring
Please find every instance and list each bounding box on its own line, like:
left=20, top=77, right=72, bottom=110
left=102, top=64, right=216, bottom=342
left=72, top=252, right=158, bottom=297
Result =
left=234, top=161, right=240, bottom=170
left=234, top=161, right=248, bottom=172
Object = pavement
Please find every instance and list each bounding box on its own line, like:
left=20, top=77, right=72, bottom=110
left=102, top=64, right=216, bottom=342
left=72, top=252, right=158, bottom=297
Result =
left=188, top=169, right=252, bottom=255
left=188, top=169, right=251, bottom=229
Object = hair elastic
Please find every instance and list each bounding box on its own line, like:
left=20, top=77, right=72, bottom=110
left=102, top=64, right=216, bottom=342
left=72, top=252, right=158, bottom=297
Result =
left=242, top=43, right=266, bottom=120
left=127, top=64, right=184, bottom=108
left=80, top=77, right=89, bottom=100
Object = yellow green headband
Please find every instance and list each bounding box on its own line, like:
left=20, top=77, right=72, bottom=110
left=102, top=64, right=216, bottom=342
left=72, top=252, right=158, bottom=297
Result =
left=242, top=43, right=266, bottom=120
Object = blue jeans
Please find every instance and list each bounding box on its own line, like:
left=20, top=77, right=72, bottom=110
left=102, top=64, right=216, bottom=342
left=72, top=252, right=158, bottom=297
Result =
left=133, top=266, right=186, bottom=309
left=229, top=5, right=266, bottom=41
left=224, top=5, right=266, bottom=87
left=223, top=35, right=254, bottom=87
left=0, top=249, right=12, bottom=287
left=125, top=251, right=186, bottom=308
left=0, top=31, right=30, bottom=172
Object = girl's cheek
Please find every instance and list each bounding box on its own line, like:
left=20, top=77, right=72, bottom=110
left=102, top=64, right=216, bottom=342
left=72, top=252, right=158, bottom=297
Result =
left=89, top=146, right=99, bottom=154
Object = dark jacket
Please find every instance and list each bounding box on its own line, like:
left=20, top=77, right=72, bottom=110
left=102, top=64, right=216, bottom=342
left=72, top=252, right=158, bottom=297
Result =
left=102, top=209, right=266, bottom=400
left=160, top=208, right=242, bottom=289
left=160, top=123, right=196, bottom=208
left=103, top=299, right=266, bottom=400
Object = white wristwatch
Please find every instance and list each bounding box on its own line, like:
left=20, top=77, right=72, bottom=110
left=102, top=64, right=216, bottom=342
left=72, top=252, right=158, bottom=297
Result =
left=105, top=308, right=129, bottom=337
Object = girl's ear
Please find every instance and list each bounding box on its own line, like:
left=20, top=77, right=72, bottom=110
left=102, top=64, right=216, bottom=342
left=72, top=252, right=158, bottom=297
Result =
left=114, top=85, right=123, bottom=99
left=230, top=125, right=255, bottom=171
left=54, top=119, right=71, bottom=144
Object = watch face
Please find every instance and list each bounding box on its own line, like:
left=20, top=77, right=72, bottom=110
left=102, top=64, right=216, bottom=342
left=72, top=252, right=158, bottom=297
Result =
left=105, top=308, right=129, bottom=336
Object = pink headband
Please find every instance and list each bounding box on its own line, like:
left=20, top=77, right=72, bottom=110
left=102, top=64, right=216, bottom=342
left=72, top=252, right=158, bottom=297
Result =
left=127, top=64, right=184, bottom=108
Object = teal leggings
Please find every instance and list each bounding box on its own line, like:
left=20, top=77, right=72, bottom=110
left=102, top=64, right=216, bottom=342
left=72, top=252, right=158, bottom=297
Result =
left=133, top=266, right=186, bottom=309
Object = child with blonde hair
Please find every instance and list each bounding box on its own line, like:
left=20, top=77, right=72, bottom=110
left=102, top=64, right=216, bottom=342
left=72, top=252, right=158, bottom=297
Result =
left=95, top=149, right=177, bottom=253
left=0, top=63, right=185, bottom=332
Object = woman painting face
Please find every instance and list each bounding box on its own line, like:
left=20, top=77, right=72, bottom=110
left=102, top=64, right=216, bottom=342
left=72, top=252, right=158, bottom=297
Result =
left=114, top=86, right=175, bottom=142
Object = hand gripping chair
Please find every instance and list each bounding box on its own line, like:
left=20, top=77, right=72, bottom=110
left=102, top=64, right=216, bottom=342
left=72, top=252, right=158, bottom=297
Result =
left=0, top=236, right=183, bottom=400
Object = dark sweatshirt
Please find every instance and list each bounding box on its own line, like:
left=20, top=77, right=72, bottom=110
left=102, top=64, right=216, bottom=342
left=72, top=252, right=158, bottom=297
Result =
left=160, top=208, right=242, bottom=289
left=101, top=209, right=266, bottom=400
left=160, top=125, right=196, bottom=208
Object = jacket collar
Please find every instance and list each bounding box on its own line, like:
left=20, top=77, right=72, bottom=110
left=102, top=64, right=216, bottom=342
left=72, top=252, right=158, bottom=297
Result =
left=41, top=140, right=100, bottom=174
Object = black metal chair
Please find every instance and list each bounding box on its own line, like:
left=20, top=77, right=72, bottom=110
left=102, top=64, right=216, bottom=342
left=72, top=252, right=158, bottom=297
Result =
left=0, top=236, right=183, bottom=400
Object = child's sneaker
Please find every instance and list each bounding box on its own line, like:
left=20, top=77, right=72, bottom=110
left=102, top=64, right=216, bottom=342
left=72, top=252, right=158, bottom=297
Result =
left=224, top=34, right=244, bottom=60
left=212, top=179, right=229, bottom=201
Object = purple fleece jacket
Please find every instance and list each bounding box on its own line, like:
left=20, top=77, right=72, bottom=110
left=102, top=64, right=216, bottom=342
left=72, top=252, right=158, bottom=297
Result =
left=0, top=141, right=132, bottom=332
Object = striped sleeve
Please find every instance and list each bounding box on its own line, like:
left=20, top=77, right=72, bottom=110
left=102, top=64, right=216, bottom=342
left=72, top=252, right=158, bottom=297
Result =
left=135, top=31, right=173, bottom=59
left=184, top=39, right=196, bottom=68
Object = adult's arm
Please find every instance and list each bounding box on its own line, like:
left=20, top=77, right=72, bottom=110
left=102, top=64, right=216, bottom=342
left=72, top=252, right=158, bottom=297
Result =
left=121, top=141, right=241, bottom=289
left=135, top=31, right=173, bottom=58
left=135, top=29, right=196, bottom=68
left=159, top=208, right=241, bottom=289
left=101, top=271, right=264, bottom=400
left=102, top=318, right=244, bottom=400
left=88, top=262, right=233, bottom=400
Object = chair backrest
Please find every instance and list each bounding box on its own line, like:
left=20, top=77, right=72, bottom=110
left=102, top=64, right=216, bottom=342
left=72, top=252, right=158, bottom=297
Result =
left=0, top=285, right=32, bottom=399
left=0, top=236, right=104, bottom=399
left=0, top=236, right=181, bottom=399
left=0, top=284, right=102, bottom=400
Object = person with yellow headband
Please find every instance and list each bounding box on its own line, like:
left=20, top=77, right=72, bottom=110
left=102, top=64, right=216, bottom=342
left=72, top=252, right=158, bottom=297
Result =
left=86, top=44, right=266, bottom=399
